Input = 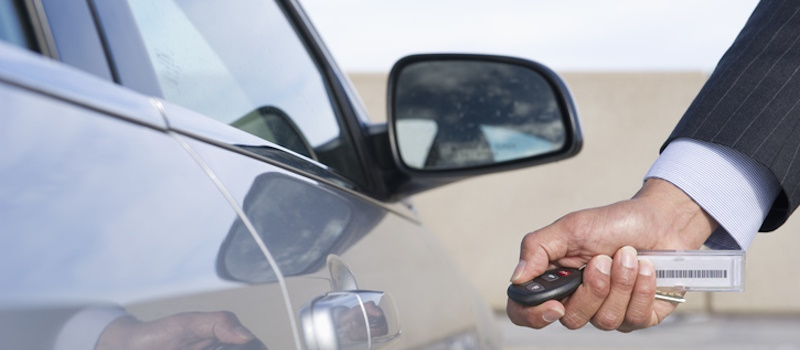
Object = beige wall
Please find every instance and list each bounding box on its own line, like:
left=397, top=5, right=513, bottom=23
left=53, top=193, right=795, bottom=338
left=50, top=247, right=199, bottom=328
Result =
left=349, top=72, right=800, bottom=314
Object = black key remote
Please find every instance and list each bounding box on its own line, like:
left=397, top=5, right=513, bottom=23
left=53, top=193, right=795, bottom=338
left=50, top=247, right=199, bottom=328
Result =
left=507, top=267, right=582, bottom=306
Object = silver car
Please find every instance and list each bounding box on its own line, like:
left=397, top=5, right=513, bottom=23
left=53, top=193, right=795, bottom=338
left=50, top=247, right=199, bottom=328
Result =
left=0, top=0, right=581, bottom=349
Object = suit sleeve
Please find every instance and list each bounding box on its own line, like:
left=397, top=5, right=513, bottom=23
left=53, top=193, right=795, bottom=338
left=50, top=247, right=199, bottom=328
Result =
left=666, top=0, right=800, bottom=231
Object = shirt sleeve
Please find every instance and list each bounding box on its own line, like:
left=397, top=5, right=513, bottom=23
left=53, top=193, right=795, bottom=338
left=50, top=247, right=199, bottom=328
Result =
left=645, top=138, right=781, bottom=250
left=53, top=306, right=127, bottom=350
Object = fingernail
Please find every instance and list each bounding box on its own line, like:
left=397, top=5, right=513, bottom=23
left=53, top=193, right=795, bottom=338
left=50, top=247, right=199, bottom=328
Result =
left=621, top=246, right=637, bottom=269
left=542, top=308, right=564, bottom=323
left=595, top=255, right=612, bottom=275
left=510, top=259, right=526, bottom=282
left=639, top=258, right=654, bottom=277
left=233, top=326, right=254, bottom=341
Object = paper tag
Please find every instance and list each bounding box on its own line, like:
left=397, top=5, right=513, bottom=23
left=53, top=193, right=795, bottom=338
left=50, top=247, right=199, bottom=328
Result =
left=638, top=250, right=745, bottom=292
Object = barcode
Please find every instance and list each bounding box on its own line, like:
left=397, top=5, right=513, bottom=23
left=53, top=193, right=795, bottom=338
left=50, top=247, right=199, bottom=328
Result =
left=656, top=270, right=728, bottom=279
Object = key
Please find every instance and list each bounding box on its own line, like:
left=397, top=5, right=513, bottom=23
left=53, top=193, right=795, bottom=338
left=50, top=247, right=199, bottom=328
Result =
left=507, top=267, right=582, bottom=306
left=507, top=267, right=686, bottom=306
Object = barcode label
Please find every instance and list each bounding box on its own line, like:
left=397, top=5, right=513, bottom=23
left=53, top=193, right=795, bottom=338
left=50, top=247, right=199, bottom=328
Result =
left=656, top=270, right=727, bottom=279
left=641, top=250, right=744, bottom=291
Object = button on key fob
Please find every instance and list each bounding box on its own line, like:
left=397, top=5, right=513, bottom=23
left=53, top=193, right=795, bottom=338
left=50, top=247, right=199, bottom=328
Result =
left=507, top=267, right=582, bottom=306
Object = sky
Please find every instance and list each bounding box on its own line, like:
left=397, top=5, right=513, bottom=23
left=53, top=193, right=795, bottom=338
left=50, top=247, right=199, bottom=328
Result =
left=300, top=0, right=760, bottom=73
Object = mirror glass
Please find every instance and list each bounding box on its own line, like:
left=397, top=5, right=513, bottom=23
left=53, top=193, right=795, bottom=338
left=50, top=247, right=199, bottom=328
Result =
left=393, top=60, right=567, bottom=170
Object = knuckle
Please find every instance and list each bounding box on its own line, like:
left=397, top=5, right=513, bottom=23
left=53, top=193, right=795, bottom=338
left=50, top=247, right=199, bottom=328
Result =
left=507, top=303, right=547, bottom=329
left=520, top=231, right=538, bottom=248
left=624, top=312, right=648, bottom=329
left=634, top=280, right=657, bottom=298
left=592, top=313, right=622, bottom=331
left=560, top=212, right=584, bottom=233
left=506, top=303, right=526, bottom=327
left=585, top=276, right=611, bottom=300
left=559, top=313, right=588, bottom=330
left=612, top=273, right=637, bottom=291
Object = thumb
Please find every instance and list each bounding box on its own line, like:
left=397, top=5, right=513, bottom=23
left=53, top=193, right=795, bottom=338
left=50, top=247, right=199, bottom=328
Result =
left=510, top=225, right=571, bottom=284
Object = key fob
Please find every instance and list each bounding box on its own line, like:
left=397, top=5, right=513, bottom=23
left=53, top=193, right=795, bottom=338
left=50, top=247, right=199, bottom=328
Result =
left=507, top=267, right=582, bottom=306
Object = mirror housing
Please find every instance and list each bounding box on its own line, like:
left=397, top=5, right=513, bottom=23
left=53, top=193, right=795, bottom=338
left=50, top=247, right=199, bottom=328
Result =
left=383, top=54, right=582, bottom=197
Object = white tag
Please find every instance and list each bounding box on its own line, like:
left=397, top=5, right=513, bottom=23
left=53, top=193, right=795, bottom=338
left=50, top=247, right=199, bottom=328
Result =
left=638, top=250, right=745, bottom=292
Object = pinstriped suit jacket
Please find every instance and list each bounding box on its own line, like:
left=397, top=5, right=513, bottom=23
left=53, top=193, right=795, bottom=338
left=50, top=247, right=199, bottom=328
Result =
left=666, top=0, right=800, bottom=231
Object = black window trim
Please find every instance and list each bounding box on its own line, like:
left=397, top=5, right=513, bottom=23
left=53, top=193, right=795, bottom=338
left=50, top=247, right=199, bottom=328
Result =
left=20, top=0, right=56, bottom=58
left=278, top=0, right=389, bottom=197
left=85, top=0, right=390, bottom=198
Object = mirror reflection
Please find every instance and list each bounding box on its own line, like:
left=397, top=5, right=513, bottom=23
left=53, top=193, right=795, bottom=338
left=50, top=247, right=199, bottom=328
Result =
left=217, top=173, right=384, bottom=284
left=393, top=60, right=567, bottom=170
left=217, top=173, right=352, bottom=283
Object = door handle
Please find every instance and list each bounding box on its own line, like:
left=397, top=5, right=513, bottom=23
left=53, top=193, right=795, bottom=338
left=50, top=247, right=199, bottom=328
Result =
left=300, top=290, right=401, bottom=350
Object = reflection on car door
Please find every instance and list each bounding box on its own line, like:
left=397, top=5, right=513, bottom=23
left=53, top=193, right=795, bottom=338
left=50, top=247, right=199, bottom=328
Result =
left=175, top=118, right=499, bottom=348
left=0, top=46, right=297, bottom=349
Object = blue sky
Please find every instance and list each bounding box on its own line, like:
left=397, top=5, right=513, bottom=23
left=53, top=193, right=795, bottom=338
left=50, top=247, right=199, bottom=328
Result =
left=301, top=0, right=760, bottom=72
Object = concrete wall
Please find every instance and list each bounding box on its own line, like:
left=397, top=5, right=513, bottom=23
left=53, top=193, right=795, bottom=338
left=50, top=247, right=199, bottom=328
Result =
left=348, top=72, right=800, bottom=314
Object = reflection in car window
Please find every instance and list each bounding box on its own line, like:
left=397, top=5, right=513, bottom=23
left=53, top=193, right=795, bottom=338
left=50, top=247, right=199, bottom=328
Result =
left=127, top=0, right=365, bottom=184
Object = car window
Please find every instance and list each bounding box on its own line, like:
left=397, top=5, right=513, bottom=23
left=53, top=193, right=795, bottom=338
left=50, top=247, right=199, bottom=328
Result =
left=0, top=0, right=38, bottom=52
left=126, top=0, right=365, bottom=184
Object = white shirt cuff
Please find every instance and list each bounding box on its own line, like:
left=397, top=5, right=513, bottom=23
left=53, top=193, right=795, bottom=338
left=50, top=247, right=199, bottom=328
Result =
left=54, top=306, right=127, bottom=350
left=645, top=138, right=780, bottom=250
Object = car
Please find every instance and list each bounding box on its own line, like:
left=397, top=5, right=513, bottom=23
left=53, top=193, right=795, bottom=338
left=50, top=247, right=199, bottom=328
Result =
left=0, top=0, right=582, bottom=349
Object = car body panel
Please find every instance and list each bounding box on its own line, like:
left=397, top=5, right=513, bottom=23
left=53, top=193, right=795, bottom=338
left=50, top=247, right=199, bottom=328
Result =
left=180, top=134, right=501, bottom=349
left=0, top=42, right=165, bottom=130
left=0, top=55, right=294, bottom=348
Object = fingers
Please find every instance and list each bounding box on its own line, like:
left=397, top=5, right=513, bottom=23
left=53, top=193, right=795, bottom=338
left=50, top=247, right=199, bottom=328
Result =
left=506, top=299, right=566, bottom=329
left=507, top=249, right=674, bottom=333
left=97, top=310, right=267, bottom=350
left=618, top=258, right=658, bottom=332
left=589, top=246, right=639, bottom=330
left=559, top=248, right=663, bottom=332
left=204, top=311, right=256, bottom=345
left=559, top=255, right=612, bottom=329
left=170, top=311, right=255, bottom=345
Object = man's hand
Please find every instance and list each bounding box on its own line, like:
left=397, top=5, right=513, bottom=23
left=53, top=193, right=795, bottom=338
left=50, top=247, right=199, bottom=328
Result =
left=96, top=311, right=267, bottom=350
left=507, top=178, right=718, bottom=332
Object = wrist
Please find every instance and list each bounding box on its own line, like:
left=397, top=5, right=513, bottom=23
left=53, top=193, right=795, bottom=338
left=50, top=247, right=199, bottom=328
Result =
left=633, top=178, right=718, bottom=250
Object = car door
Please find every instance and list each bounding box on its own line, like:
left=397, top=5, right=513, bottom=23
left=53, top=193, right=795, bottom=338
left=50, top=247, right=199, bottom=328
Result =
left=91, top=0, right=500, bottom=348
left=167, top=108, right=498, bottom=349
left=0, top=41, right=301, bottom=350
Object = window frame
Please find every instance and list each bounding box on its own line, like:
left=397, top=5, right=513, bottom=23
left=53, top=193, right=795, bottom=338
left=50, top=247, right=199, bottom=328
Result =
left=85, top=0, right=379, bottom=194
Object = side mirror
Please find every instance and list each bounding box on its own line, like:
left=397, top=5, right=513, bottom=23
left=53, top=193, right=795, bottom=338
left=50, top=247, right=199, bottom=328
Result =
left=387, top=54, right=581, bottom=180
